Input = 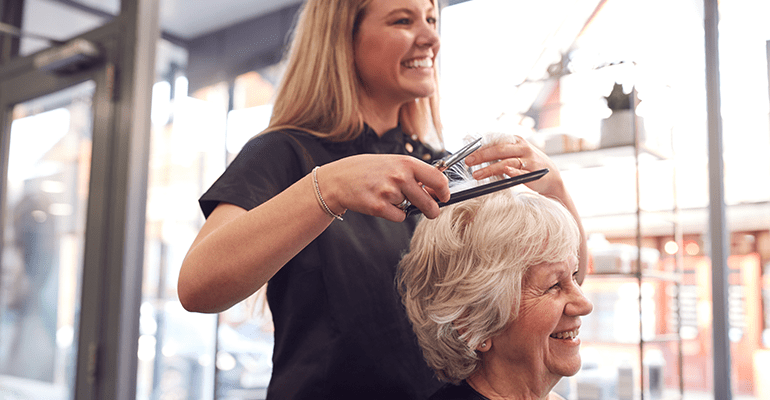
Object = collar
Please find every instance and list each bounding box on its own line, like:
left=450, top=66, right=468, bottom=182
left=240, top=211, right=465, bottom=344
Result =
left=352, top=124, right=408, bottom=154
left=320, top=123, right=442, bottom=162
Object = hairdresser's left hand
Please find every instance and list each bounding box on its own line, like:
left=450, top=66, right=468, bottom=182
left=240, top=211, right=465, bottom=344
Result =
left=462, top=135, right=564, bottom=198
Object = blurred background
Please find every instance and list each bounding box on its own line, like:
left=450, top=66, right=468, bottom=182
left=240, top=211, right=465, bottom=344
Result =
left=1, top=0, right=769, bottom=399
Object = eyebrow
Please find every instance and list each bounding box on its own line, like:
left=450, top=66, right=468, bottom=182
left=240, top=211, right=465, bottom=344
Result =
left=539, top=264, right=572, bottom=283
left=384, top=6, right=436, bottom=19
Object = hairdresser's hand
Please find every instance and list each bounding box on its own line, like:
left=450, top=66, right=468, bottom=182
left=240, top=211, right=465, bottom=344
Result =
left=462, top=135, right=564, bottom=198
left=315, top=154, right=451, bottom=222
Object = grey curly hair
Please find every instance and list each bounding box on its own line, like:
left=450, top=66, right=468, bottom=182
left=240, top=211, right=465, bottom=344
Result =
left=397, top=188, right=579, bottom=383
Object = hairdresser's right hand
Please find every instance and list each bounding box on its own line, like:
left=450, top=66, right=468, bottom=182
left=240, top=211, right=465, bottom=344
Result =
left=315, top=154, right=451, bottom=222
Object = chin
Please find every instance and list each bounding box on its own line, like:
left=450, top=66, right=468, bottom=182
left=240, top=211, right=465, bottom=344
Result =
left=402, top=83, right=436, bottom=99
left=565, top=364, right=583, bottom=377
left=552, top=358, right=583, bottom=378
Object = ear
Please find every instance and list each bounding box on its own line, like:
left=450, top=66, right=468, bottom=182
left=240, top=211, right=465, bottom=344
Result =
left=476, top=340, right=491, bottom=352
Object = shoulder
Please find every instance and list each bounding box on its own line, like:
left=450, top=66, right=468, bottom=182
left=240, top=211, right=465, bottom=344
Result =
left=232, top=129, right=329, bottom=169
left=243, top=128, right=346, bottom=165
left=242, top=129, right=315, bottom=153
left=199, top=129, right=321, bottom=215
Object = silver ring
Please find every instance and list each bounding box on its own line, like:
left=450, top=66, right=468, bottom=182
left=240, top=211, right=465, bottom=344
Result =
left=396, top=198, right=411, bottom=211
left=517, top=157, right=526, bottom=169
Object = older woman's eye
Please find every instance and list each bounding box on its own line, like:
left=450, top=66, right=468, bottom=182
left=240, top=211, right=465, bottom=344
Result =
left=427, top=16, right=437, bottom=24
left=547, top=283, right=560, bottom=292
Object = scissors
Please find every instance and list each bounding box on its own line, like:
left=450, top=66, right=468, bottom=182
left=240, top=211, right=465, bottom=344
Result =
left=403, top=168, right=549, bottom=217
left=433, top=136, right=483, bottom=172
left=396, top=137, right=483, bottom=211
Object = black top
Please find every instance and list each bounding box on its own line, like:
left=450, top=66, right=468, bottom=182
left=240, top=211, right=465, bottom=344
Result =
left=429, top=381, right=490, bottom=400
left=199, top=125, right=447, bottom=399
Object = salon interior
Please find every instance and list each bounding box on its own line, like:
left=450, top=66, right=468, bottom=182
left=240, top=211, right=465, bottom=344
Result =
left=1, top=0, right=769, bottom=399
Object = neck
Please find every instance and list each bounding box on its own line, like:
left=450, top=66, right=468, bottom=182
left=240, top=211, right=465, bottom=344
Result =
left=466, top=366, right=558, bottom=400
left=359, top=94, right=402, bottom=137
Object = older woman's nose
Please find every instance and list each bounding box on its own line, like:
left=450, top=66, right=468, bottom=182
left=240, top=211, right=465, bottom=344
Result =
left=566, top=286, right=594, bottom=317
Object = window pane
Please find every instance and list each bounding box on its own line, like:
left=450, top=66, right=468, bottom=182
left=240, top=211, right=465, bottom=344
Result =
left=0, top=81, right=95, bottom=400
left=441, top=0, right=770, bottom=398
left=20, top=0, right=116, bottom=56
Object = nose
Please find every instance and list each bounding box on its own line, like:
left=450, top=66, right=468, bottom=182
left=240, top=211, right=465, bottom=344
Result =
left=566, top=283, right=594, bottom=317
left=416, top=21, right=440, bottom=50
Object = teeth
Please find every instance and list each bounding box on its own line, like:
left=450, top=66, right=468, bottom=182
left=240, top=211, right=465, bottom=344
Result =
left=403, top=58, right=433, bottom=68
left=550, top=329, right=579, bottom=340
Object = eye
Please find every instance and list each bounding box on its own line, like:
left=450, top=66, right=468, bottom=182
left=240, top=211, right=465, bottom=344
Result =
left=572, top=270, right=580, bottom=282
left=547, top=282, right=560, bottom=293
left=394, top=18, right=411, bottom=25
left=427, top=16, right=437, bottom=25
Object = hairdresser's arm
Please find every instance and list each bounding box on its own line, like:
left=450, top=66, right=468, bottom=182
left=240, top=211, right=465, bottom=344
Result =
left=462, top=138, right=588, bottom=285
left=178, top=154, right=451, bottom=313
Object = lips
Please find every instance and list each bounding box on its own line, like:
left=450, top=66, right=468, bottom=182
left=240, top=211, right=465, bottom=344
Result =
left=402, top=57, right=433, bottom=69
left=550, top=328, right=580, bottom=340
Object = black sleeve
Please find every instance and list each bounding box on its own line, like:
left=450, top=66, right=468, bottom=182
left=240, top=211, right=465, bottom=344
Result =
left=198, top=131, right=308, bottom=218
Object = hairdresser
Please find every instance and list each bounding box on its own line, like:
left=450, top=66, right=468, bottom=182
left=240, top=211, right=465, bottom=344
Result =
left=177, top=0, right=586, bottom=398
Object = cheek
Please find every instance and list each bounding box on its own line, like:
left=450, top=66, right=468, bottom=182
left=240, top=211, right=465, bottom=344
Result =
left=518, top=298, right=558, bottom=332
left=363, top=32, right=408, bottom=63
left=359, top=30, right=384, bottom=52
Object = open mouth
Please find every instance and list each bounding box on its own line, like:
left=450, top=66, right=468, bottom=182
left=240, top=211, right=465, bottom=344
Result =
left=402, top=57, right=433, bottom=69
left=550, top=329, right=579, bottom=340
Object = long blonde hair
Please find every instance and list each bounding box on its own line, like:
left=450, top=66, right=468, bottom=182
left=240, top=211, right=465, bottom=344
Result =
left=266, top=0, right=443, bottom=143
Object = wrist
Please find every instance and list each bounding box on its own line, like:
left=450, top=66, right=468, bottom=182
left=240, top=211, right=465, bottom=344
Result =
left=311, top=166, right=346, bottom=221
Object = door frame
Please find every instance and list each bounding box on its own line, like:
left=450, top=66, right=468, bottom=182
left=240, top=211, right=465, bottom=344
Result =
left=0, top=1, right=159, bottom=399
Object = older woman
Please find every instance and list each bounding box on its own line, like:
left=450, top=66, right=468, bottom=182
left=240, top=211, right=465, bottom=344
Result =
left=398, top=188, right=594, bottom=400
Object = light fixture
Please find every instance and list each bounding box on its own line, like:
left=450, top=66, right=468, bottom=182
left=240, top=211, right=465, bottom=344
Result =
left=664, top=240, right=679, bottom=255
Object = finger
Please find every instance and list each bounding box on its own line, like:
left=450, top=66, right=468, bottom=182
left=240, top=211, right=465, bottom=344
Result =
left=515, top=157, right=527, bottom=170
left=411, top=163, right=451, bottom=202
left=401, top=183, right=441, bottom=219
left=421, top=184, right=439, bottom=199
left=380, top=206, right=409, bottom=223
left=393, top=198, right=411, bottom=210
left=471, top=159, right=522, bottom=180
left=366, top=188, right=410, bottom=222
left=463, top=142, right=519, bottom=167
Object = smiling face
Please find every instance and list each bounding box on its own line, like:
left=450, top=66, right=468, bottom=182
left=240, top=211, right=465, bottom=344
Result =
left=354, top=0, right=440, bottom=110
left=489, top=258, right=594, bottom=387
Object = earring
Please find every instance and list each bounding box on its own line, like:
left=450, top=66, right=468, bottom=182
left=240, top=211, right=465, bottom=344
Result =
left=481, top=342, right=487, bottom=348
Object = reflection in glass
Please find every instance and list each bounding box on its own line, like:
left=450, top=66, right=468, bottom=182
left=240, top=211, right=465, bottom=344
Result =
left=0, top=81, right=95, bottom=399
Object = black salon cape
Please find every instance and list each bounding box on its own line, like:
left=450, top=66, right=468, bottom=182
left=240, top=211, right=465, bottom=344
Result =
left=428, top=381, right=490, bottom=400
left=199, top=125, right=446, bottom=399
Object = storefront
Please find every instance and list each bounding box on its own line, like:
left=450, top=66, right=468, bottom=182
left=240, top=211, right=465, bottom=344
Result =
left=1, top=0, right=769, bottom=399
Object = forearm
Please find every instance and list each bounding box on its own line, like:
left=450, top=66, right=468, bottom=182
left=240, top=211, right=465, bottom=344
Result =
left=178, top=174, right=334, bottom=313
left=178, top=154, right=451, bottom=313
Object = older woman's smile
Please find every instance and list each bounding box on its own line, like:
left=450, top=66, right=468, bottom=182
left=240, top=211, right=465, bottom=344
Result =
left=550, top=328, right=580, bottom=340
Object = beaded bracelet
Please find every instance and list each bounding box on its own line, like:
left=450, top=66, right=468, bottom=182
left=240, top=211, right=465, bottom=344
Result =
left=312, top=166, right=344, bottom=221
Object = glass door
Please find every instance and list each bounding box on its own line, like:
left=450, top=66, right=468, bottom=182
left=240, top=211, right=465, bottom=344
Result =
left=0, top=4, right=158, bottom=397
left=0, top=81, right=96, bottom=400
